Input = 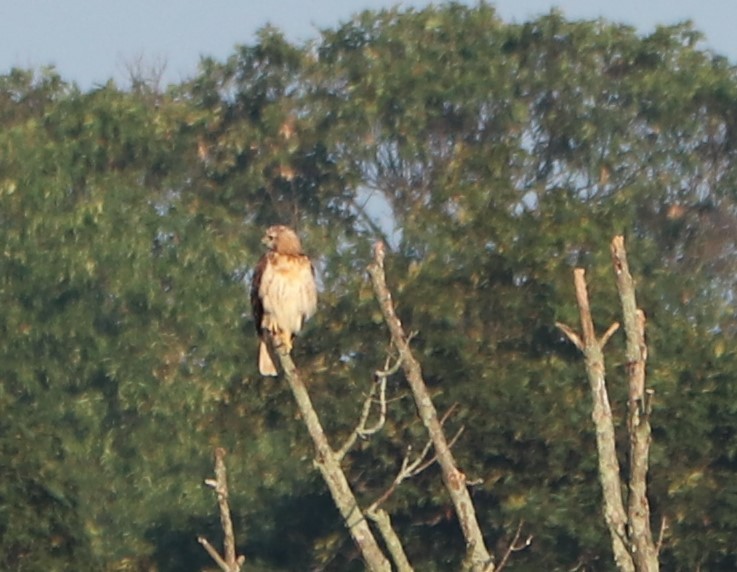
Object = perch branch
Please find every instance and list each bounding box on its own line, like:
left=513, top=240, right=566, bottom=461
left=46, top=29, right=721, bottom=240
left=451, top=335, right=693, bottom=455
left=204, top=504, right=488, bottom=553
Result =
left=268, top=334, right=392, bottom=572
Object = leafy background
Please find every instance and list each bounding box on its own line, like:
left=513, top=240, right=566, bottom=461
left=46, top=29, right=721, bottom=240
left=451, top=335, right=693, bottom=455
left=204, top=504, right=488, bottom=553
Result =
left=1, top=4, right=736, bottom=570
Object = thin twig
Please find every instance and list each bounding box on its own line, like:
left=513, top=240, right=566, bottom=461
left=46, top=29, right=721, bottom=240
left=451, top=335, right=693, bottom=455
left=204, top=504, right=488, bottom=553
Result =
left=413, top=425, right=465, bottom=475
left=375, top=350, right=406, bottom=378
left=408, top=404, right=464, bottom=478
left=496, top=520, right=533, bottom=572
left=360, top=376, right=389, bottom=437
left=368, top=404, right=463, bottom=512
left=336, top=353, right=400, bottom=461
left=556, top=321, right=584, bottom=351
left=336, top=378, right=382, bottom=460
left=655, top=515, right=668, bottom=555
left=599, top=322, right=621, bottom=348
left=197, top=536, right=229, bottom=572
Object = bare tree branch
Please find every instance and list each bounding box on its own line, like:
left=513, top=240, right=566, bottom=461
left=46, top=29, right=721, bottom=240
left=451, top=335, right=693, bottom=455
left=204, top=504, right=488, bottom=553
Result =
left=368, top=443, right=429, bottom=513
left=655, top=515, right=668, bottom=555
left=198, top=536, right=231, bottom=572
left=367, top=241, right=494, bottom=572
left=199, top=448, right=245, bottom=572
left=350, top=192, right=394, bottom=249
left=337, top=350, right=406, bottom=461
left=365, top=508, right=414, bottom=572
left=376, top=350, right=407, bottom=378
left=562, top=237, right=662, bottom=572
left=337, top=374, right=387, bottom=460
left=412, top=406, right=465, bottom=476
left=556, top=321, right=584, bottom=351
left=120, top=52, right=167, bottom=95
left=496, top=521, right=533, bottom=572
left=367, top=403, right=462, bottom=514
left=600, top=322, right=621, bottom=348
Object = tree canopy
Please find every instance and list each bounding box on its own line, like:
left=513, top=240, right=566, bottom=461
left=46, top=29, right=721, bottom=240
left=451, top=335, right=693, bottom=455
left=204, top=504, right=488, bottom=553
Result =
left=2, top=4, right=737, bottom=570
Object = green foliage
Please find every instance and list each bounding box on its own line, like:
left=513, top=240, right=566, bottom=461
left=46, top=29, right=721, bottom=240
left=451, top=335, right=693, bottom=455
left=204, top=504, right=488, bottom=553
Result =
left=2, top=5, right=737, bottom=570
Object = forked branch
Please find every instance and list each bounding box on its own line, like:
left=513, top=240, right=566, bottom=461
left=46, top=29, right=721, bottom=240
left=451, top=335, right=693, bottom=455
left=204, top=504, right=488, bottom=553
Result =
left=557, top=236, right=661, bottom=572
left=368, top=241, right=494, bottom=572
left=368, top=404, right=464, bottom=513
left=198, top=448, right=245, bottom=572
left=337, top=353, right=398, bottom=461
left=556, top=269, right=633, bottom=572
left=496, top=520, right=533, bottom=572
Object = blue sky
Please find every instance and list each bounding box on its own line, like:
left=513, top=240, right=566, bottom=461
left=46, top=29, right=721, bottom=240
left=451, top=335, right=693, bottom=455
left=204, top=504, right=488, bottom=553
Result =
left=1, top=1, right=734, bottom=89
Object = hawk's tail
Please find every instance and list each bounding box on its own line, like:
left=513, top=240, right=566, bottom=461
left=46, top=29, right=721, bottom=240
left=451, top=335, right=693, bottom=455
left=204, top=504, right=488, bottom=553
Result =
left=258, top=340, right=278, bottom=376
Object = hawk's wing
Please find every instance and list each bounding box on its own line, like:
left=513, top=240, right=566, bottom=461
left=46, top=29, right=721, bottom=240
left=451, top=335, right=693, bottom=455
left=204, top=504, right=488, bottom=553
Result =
left=250, top=253, right=268, bottom=336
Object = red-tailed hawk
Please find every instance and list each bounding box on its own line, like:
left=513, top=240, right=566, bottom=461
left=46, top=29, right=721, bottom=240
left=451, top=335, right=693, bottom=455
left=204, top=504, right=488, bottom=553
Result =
left=250, top=225, right=317, bottom=376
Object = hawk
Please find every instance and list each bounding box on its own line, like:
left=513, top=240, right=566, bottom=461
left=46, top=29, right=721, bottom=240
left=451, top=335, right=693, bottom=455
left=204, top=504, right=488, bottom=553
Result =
left=250, top=225, right=317, bottom=376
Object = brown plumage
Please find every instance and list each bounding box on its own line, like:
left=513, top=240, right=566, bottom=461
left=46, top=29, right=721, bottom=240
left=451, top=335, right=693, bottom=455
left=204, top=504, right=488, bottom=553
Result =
left=250, top=225, right=317, bottom=376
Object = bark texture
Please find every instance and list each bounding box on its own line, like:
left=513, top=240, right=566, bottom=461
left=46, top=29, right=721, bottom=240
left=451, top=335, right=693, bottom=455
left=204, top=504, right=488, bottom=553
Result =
left=611, top=236, right=659, bottom=572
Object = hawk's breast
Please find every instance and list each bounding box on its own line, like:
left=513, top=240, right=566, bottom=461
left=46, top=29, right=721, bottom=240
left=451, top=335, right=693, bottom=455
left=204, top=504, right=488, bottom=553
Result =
left=258, top=252, right=317, bottom=335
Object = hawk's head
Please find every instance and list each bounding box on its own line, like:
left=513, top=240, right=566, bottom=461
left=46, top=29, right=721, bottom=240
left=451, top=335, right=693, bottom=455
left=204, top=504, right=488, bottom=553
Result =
left=262, top=225, right=304, bottom=255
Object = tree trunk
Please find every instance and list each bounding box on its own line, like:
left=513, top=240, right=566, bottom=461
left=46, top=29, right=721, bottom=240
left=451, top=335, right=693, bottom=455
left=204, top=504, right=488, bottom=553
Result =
left=568, top=269, right=634, bottom=572
left=611, top=236, right=659, bottom=572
